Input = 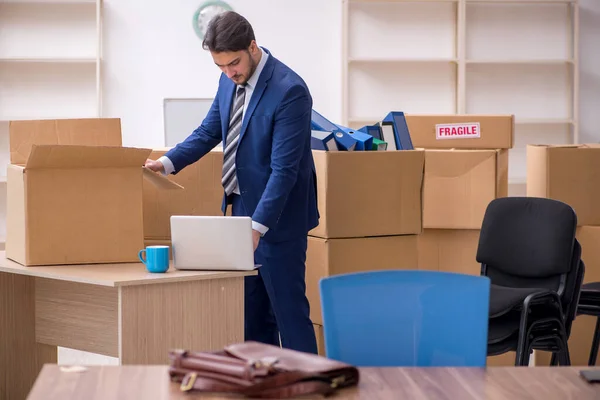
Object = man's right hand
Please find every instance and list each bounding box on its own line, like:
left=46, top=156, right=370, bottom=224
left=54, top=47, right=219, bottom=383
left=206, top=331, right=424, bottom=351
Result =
left=145, top=159, right=165, bottom=174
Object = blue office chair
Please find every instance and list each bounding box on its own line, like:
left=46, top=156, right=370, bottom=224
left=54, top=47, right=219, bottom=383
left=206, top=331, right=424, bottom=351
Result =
left=319, top=270, right=491, bottom=367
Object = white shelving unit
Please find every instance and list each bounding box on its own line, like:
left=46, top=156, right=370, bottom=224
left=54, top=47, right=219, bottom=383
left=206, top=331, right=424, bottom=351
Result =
left=342, top=0, right=579, bottom=192
left=0, top=0, right=104, bottom=246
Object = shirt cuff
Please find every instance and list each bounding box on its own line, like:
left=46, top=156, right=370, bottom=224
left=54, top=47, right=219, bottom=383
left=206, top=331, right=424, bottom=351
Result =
left=252, top=221, right=269, bottom=236
left=158, top=155, right=175, bottom=175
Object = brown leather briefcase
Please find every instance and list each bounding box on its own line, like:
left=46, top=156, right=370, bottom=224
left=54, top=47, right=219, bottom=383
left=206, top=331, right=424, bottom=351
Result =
left=168, top=341, right=359, bottom=398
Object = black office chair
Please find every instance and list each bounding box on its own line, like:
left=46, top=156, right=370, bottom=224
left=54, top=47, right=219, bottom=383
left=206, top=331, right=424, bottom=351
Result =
left=576, top=282, right=600, bottom=365
left=475, top=197, right=585, bottom=366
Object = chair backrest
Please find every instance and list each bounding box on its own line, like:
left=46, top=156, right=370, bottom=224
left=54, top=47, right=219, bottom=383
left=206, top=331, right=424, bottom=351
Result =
left=319, top=270, right=490, bottom=367
left=476, top=197, right=578, bottom=292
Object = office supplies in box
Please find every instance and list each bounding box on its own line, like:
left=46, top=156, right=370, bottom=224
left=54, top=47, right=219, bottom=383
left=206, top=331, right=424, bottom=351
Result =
left=340, top=127, right=373, bottom=151
left=311, top=109, right=414, bottom=151
left=311, top=110, right=357, bottom=151
left=311, top=130, right=338, bottom=151
left=381, top=111, right=414, bottom=150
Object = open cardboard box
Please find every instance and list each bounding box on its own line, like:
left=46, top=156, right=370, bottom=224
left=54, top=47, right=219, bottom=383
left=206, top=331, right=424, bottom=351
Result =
left=5, top=118, right=181, bottom=266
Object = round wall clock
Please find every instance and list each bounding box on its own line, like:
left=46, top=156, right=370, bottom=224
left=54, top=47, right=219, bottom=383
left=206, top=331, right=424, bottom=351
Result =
left=193, top=1, right=233, bottom=40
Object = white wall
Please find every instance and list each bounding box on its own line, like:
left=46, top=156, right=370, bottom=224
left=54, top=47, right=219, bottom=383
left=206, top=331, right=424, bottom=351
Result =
left=579, top=0, right=600, bottom=144
left=102, top=0, right=342, bottom=148
left=103, top=0, right=600, bottom=150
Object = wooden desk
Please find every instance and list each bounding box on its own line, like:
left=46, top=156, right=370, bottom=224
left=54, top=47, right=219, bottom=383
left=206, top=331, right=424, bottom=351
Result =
left=27, top=364, right=600, bottom=399
left=0, top=252, right=256, bottom=400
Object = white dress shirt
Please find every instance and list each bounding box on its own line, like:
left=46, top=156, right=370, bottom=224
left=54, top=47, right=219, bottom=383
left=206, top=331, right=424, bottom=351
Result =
left=159, top=47, right=270, bottom=235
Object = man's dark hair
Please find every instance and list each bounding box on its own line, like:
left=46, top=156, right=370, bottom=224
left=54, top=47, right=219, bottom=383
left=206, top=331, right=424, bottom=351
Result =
left=202, top=11, right=256, bottom=53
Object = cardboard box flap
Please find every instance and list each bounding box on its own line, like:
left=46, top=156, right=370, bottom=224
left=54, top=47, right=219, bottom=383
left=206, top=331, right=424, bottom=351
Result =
left=425, top=150, right=496, bottom=178
left=529, top=144, right=600, bottom=150
left=25, top=145, right=151, bottom=169
left=529, top=144, right=580, bottom=149
left=142, top=167, right=184, bottom=190
left=9, top=118, right=122, bottom=164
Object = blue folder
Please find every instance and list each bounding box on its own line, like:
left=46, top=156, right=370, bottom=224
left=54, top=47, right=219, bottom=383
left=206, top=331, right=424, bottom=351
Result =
left=311, top=109, right=357, bottom=151
left=340, top=127, right=373, bottom=151
left=381, top=111, right=414, bottom=150
left=311, top=109, right=340, bottom=133
left=358, top=125, right=383, bottom=141
left=333, top=130, right=358, bottom=151
left=311, top=130, right=338, bottom=151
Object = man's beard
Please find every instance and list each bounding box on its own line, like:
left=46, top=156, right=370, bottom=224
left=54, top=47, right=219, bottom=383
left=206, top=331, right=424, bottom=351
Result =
left=245, top=53, right=257, bottom=82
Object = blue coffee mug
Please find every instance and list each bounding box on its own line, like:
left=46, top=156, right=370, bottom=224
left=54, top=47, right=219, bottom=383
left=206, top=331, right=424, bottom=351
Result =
left=138, top=245, right=170, bottom=273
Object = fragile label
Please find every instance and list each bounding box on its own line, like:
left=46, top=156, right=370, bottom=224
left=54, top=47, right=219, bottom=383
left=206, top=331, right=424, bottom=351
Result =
left=435, top=123, right=481, bottom=140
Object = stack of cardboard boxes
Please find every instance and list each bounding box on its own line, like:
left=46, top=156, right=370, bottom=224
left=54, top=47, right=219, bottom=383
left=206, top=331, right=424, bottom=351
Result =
left=407, top=115, right=513, bottom=277
left=305, top=149, right=425, bottom=354
left=527, top=144, right=600, bottom=366
left=409, top=115, right=515, bottom=365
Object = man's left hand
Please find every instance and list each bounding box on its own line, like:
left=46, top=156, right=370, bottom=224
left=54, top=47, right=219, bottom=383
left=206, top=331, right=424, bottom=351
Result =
left=252, top=229, right=261, bottom=251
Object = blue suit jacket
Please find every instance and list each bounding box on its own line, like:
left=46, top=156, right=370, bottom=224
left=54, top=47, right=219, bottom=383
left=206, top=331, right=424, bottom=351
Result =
left=164, top=48, right=319, bottom=243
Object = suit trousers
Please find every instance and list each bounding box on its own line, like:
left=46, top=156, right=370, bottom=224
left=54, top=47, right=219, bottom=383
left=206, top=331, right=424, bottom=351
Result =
left=230, top=194, right=318, bottom=354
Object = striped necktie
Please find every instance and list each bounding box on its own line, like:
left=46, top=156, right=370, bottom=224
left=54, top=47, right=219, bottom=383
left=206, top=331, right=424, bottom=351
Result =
left=222, top=85, right=246, bottom=196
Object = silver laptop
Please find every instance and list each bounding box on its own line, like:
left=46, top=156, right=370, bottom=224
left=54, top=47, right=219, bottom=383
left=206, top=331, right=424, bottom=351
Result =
left=170, top=215, right=257, bottom=271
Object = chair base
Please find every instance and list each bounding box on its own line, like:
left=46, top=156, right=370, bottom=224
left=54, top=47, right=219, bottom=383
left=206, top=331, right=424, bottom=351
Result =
left=488, top=311, right=571, bottom=366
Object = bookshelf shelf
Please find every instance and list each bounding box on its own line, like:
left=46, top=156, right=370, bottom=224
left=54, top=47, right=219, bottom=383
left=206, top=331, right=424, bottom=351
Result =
left=465, top=59, right=574, bottom=65
left=465, top=63, right=573, bottom=120
left=0, top=2, right=98, bottom=60
left=342, top=0, right=579, bottom=190
left=0, top=0, right=104, bottom=247
left=0, top=1, right=97, bottom=4
left=349, top=57, right=458, bottom=63
left=0, top=62, right=98, bottom=120
left=0, top=57, right=98, bottom=63
left=516, top=118, right=574, bottom=125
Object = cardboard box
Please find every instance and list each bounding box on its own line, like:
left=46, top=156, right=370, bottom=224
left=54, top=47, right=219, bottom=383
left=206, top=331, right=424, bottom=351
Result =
left=310, top=150, right=424, bottom=239
left=8, top=118, right=123, bottom=164
left=306, top=235, right=418, bottom=325
left=527, top=144, right=600, bottom=226
left=423, top=149, right=508, bottom=229
left=418, top=229, right=481, bottom=274
left=143, top=148, right=224, bottom=240
left=487, top=352, right=517, bottom=366
left=314, top=324, right=325, bottom=357
left=5, top=118, right=161, bottom=266
left=405, top=114, right=514, bottom=149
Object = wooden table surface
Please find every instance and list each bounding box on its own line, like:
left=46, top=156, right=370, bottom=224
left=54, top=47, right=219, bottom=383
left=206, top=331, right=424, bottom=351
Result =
left=27, top=364, right=600, bottom=399
left=0, top=251, right=257, bottom=287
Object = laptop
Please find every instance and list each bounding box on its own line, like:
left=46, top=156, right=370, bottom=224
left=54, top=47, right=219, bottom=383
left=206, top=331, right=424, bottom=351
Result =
left=170, top=215, right=258, bottom=271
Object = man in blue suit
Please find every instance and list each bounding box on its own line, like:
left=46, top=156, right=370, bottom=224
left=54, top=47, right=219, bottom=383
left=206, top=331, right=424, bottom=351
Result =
left=145, top=11, right=319, bottom=354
